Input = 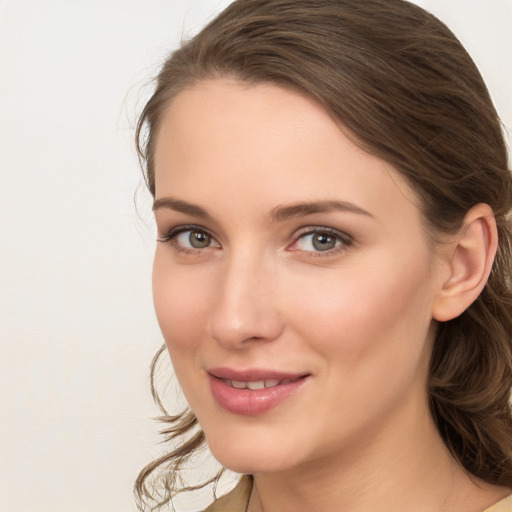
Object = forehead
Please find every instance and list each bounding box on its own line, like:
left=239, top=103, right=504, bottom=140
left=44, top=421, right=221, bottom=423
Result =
left=153, top=79, right=422, bottom=228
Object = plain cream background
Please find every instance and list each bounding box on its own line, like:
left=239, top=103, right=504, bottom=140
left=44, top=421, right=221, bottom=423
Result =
left=0, top=1, right=510, bottom=511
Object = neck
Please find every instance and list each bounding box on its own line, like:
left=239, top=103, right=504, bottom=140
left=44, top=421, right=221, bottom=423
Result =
left=247, top=396, right=508, bottom=512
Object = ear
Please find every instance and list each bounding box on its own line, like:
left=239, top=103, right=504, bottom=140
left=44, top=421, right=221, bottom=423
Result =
left=432, top=204, right=498, bottom=322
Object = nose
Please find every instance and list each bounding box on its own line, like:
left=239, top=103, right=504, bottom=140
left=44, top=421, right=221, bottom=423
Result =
left=208, top=253, right=284, bottom=349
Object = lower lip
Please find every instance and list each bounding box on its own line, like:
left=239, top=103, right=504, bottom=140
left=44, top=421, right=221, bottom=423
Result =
left=208, top=375, right=309, bottom=416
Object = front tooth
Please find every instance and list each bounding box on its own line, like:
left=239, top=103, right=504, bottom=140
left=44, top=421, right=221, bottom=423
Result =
left=231, top=380, right=247, bottom=389
left=264, top=379, right=280, bottom=388
left=247, top=380, right=266, bottom=390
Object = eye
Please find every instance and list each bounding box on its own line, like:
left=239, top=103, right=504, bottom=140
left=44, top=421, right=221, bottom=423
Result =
left=158, top=226, right=220, bottom=252
left=289, top=227, right=352, bottom=255
left=176, top=230, right=214, bottom=249
left=297, top=232, right=339, bottom=251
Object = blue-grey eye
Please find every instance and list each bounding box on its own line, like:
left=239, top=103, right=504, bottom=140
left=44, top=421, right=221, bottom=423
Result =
left=176, top=230, right=213, bottom=249
left=296, top=232, right=341, bottom=252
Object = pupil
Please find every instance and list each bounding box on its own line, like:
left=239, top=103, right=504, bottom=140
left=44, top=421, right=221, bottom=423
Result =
left=313, top=233, right=335, bottom=251
left=190, top=231, right=210, bottom=248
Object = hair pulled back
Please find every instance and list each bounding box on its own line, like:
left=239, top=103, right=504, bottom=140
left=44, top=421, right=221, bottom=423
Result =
left=135, top=0, right=512, bottom=508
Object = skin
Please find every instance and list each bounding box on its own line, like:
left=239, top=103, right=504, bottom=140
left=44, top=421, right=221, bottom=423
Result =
left=151, top=79, right=508, bottom=512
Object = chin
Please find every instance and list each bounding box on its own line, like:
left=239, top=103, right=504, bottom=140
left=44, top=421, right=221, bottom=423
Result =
left=205, top=427, right=300, bottom=475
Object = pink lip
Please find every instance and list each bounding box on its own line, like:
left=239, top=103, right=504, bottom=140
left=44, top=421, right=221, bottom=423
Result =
left=208, top=367, right=310, bottom=416
left=209, top=367, right=305, bottom=381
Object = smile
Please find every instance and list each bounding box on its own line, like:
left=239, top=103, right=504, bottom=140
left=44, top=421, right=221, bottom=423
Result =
left=222, top=378, right=297, bottom=390
left=207, top=369, right=310, bottom=416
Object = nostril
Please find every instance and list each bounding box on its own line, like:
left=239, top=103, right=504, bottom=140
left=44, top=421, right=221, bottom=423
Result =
left=208, top=302, right=284, bottom=349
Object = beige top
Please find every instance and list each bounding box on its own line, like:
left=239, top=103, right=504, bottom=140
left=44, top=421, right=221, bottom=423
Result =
left=204, top=476, right=512, bottom=512
left=486, top=494, right=512, bottom=512
left=204, top=476, right=252, bottom=512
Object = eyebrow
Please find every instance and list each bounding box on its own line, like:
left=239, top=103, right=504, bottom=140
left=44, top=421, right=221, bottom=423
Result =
left=152, top=197, right=212, bottom=219
left=152, top=197, right=373, bottom=222
left=269, top=200, right=373, bottom=222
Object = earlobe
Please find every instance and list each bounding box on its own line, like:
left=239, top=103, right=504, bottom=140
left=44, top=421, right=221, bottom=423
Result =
left=432, top=204, right=498, bottom=322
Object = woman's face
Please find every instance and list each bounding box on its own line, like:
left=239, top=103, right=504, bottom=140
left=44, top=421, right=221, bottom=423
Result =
left=152, top=80, right=444, bottom=475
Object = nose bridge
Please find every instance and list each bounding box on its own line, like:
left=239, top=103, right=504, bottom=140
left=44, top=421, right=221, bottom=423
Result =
left=208, top=247, right=282, bottom=348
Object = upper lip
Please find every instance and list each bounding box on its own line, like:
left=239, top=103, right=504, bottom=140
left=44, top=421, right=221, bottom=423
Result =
left=208, top=367, right=309, bottom=381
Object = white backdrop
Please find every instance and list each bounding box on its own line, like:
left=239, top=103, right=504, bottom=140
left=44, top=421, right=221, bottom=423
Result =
left=0, top=1, right=510, bottom=511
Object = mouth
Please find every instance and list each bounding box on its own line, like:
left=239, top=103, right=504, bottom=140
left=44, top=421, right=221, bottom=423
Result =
left=219, top=376, right=302, bottom=390
left=207, top=368, right=310, bottom=416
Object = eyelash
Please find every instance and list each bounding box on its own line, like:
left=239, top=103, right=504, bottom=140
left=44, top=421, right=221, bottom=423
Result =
left=157, top=225, right=219, bottom=255
left=157, top=225, right=353, bottom=257
left=289, top=227, right=353, bottom=257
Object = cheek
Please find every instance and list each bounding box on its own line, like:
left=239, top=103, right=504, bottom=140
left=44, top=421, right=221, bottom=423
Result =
left=283, top=251, right=434, bottom=366
left=152, top=251, right=213, bottom=355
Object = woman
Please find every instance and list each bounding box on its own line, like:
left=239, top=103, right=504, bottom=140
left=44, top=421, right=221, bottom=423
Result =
left=135, top=0, right=512, bottom=511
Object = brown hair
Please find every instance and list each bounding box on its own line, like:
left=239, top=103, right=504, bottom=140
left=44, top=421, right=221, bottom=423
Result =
left=135, top=0, right=512, bottom=509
